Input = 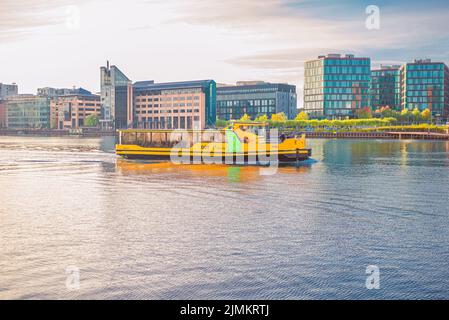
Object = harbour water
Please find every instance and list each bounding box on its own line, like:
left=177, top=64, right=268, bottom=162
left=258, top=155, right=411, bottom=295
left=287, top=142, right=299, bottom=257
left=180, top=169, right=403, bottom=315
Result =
left=0, top=136, right=449, bottom=299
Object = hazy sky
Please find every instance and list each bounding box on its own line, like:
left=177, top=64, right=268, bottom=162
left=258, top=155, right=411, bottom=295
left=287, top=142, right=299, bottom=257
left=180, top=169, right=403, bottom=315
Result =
left=1, top=0, right=449, bottom=102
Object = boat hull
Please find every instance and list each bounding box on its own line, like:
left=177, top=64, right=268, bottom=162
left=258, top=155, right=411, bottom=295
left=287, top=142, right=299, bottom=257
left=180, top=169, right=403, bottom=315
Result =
left=116, top=147, right=311, bottom=164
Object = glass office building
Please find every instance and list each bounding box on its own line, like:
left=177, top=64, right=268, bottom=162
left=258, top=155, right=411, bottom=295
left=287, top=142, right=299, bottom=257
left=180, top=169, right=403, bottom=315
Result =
left=100, top=62, right=133, bottom=129
left=370, top=65, right=401, bottom=111
left=304, top=54, right=371, bottom=118
left=400, top=59, right=449, bottom=121
left=216, top=82, right=297, bottom=120
left=6, top=95, right=51, bottom=129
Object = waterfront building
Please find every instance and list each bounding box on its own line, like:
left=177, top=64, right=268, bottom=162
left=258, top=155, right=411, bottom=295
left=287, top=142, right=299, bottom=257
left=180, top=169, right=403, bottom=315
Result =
left=216, top=81, right=297, bottom=120
left=0, top=83, right=18, bottom=99
left=100, top=62, right=133, bottom=129
left=0, top=100, right=6, bottom=128
left=50, top=91, right=101, bottom=129
left=370, top=65, right=401, bottom=111
left=6, top=95, right=51, bottom=129
left=400, top=59, right=449, bottom=121
left=303, top=54, right=371, bottom=118
left=133, top=80, right=216, bottom=129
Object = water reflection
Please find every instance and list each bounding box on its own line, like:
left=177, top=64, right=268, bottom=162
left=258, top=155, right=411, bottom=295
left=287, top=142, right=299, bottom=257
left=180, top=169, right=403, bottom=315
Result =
left=1, top=136, right=449, bottom=299
left=116, top=160, right=312, bottom=183
left=319, top=139, right=449, bottom=167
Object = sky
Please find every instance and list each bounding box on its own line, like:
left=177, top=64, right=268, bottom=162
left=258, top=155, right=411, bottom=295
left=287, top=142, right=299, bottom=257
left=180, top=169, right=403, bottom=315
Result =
left=1, top=0, right=449, bottom=103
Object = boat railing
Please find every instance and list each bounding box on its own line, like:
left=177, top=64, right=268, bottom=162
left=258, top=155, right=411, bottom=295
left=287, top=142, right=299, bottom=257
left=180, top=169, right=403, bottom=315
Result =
left=118, top=128, right=299, bottom=148
left=119, top=130, right=226, bottom=148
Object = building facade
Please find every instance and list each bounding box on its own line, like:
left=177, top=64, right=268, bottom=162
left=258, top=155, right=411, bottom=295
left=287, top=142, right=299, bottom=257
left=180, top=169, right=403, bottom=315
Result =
left=100, top=62, right=133, bottom=129
left=6, top=95, right=51, bottom=129
left=216, top=82, right=297, bottom=120
left=370, top=65, right=401, bottom=111
left=0, top=83, right=18, bottom=99
left=0, top=100, right=6, bottom=128
left=304, top=54, right=371, bottom=118
left=37, top=87, right=91, bottom=98
left=400, top=59, right=449, bottom=121
left=50, top=92, right=101, bottom=129
left=133, top=80, right=216, bottom=130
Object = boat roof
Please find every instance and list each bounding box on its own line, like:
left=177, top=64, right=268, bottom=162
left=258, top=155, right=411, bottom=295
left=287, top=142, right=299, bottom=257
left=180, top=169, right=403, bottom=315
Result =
left=231, top=121, right=268, bottom=127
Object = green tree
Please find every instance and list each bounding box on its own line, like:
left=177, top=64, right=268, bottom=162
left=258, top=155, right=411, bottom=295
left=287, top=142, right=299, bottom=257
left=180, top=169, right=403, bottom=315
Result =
left=216, top=118, right=228, bottom=128
left=421, top=108, right=431, bottom=122
left=239, top=114, right=251, bottom=121
left=254, top=114, right=268, bottom=122
left=84, top=115, right=99, bottom=127
left=295, top=111, right=309, bottom=121
left=271, top=112, right=287, bottom=122
left=412, top=108, right=421, bottom=123
left=401, top=109, right=412, bottom=124
left=355, top=107, right=373, bottom=119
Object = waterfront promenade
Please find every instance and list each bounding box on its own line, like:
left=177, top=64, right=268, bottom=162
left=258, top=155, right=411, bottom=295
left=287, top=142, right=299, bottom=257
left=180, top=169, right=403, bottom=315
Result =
left=0, top=129, right=115, bottom=137
left=304, top=131, right=449, bottom=140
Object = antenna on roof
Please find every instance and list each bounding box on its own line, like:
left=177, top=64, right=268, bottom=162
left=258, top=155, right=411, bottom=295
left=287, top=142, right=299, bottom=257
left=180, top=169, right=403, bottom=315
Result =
left=107, top=60, right=110, bottom=69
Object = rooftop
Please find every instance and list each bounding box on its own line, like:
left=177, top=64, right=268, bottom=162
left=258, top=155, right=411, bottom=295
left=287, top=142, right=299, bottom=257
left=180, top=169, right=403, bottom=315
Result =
left=133, top=80, right=215, bottom=91
left=315, top=53, right=368, bottom=60
left=217, top=82, right=295, bottom=91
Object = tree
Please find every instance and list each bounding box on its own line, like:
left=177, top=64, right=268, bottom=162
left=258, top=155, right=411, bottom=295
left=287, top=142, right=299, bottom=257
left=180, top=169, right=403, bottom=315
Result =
left=254, top=114, right=268, bottom=122
left=216, top=118, right=228, bottom=128
left=421, top=108, right=431, bottom=122
left=355, top=107, right=373, bottom=119
left=412, top=108, right=421, bottom=123
left=239, top=114, right=251, bottom=121
left=380, top=106, right=394, bottom=118
left=401, top=109, right=412, bottom=124
left=84, top=114, right=99, bottom=127
left=271, top=112, right=287, bottom=122
left=295, top=111, right=309, bottom=121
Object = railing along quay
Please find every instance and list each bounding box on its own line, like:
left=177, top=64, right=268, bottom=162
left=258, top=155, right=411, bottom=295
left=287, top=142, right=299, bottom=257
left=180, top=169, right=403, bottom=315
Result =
left=301, top=131, right=449, bottom=140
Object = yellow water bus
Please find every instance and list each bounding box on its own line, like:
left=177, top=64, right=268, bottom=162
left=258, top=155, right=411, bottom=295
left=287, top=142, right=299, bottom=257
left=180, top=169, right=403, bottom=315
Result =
left=116, top=122, right=312, bottom=164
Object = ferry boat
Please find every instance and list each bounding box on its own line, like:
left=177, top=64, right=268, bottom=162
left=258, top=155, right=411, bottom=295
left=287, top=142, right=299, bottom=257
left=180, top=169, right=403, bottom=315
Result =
left=116, top=122, right=311, bottom=165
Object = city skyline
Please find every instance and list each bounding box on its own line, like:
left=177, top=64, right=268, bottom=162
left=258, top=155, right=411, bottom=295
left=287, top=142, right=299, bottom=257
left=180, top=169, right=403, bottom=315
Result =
left=1, top=0, right=449, bottom=99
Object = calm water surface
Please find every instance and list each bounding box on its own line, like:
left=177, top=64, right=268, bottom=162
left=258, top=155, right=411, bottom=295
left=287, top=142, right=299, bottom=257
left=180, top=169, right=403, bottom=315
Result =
left=1, top=136, right=449, bottom=299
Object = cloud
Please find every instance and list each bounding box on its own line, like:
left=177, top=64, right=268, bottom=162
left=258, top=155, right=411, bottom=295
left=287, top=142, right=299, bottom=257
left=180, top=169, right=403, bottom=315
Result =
left=166, top=0, right=449, bottom=99
left=227, top=48, right=350, bottom=70
left=0, top=0, right=85, bottom=42
left=1, top=0, right=448, bottom=95
left=170, top=0, right=449, bottom=64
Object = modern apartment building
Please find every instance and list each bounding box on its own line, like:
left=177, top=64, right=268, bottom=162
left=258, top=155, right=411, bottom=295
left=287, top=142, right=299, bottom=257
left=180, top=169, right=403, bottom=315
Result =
left=0, top=83, right=18, bottom=99
left=370, top=65, right=401, bottom=111
left=50, top=91, right=101, bottom=129
left=100, top=62, right=133, bottom=129
left=400, top=59, right=449, bottom=121
left=133, top=80, right=216, bottom=130
left=303, top=54, right=371, bottom=118
left=6, top=95, right=51, bottom=129
left=216, top=81, right=297, bottom=120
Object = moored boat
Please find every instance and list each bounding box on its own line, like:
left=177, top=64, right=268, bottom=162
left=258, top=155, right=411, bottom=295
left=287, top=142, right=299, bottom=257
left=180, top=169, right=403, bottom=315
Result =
left=116, top=122, right=311, bottom=165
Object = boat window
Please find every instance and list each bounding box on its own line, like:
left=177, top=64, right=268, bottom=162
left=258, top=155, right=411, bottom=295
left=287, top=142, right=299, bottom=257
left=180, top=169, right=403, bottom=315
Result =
left=122, top=132, right=137, bottom=145
left=120, top=130, right=226, bottom=148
